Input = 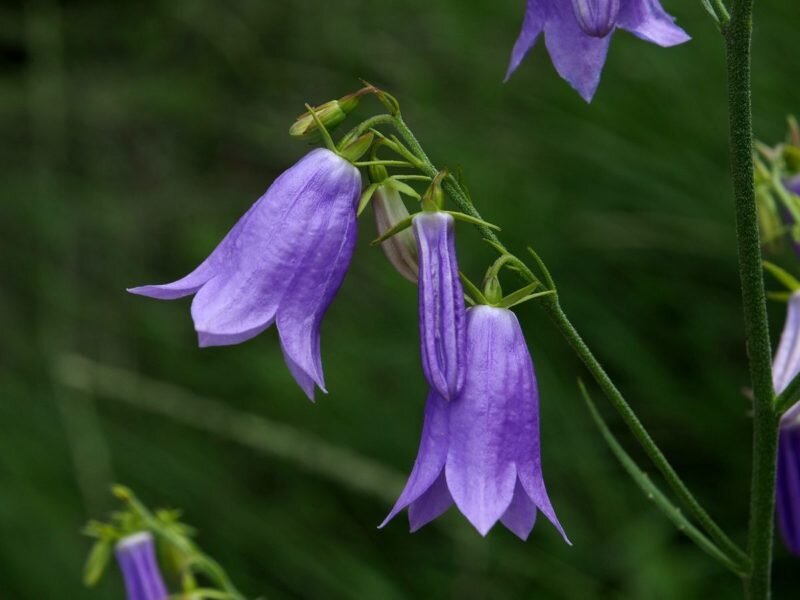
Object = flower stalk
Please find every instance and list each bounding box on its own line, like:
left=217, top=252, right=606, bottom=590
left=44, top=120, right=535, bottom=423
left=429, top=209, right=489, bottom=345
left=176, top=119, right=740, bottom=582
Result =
left=724, top=0, right=780, bottom=595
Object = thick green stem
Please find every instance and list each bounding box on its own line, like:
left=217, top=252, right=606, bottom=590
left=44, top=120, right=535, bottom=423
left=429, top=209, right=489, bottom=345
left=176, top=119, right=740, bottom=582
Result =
left=724, top=0, right=779, bottom=596
left=388, top=114, right=749, bottom=570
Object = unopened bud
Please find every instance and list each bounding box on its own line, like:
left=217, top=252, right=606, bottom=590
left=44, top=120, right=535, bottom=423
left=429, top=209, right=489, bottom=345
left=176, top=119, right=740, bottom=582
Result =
left=373, top=186, right=419, bottom=283
left=289, top=93, right=360, bottom=138
left=571, top=0, right=620, bottom=37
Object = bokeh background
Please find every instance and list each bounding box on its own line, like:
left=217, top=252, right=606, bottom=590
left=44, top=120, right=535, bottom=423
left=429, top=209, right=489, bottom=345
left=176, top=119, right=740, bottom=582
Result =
left=2, top=0, right=800, bottom=598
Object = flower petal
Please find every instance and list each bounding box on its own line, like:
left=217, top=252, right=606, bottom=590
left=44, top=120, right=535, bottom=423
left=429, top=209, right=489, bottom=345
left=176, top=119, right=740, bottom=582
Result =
left=544, top=0, right=611, bottom=102
left=773, top=292, right=800, bottom=394
left=777, top=425, right=800, bottom=555
left=413, top=212, right=467, bottom=400
left=277, top=162, right=360, bottom=399
left=505, top=0, right=547, bottom=80
left=380, top=391, right=450, bottom=528
left=500, top=479, right=539, bottom=540
left=408, top=470, right=454, bottom=532
left=617, top=0, right=690, bottom=47
left=445, top=306, right=522, bottom=536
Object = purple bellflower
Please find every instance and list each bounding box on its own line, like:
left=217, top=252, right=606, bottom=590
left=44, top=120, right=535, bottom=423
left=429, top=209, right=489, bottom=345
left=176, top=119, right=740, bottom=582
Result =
left=506, top=0, right=690, bottom=102
left=115, top=532, right=169, bottom=600
left=381, top=305, right=569, bottom=541
left=412, top=211, right=467, bottom=400
left=787, top=175, right=800, bottom=197
left=773, top=291, right=800, bottom=555
left=129, top=149, right=362, bottom=400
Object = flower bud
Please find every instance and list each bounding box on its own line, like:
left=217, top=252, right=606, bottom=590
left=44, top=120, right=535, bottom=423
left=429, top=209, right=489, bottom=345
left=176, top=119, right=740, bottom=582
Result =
left=289, top=93, right=360, bottom=138
left=115, top=532, right=169, bottom=600
left=570, top=0, right=620, bottom=37
left=373, top=185, right=419, bottom=283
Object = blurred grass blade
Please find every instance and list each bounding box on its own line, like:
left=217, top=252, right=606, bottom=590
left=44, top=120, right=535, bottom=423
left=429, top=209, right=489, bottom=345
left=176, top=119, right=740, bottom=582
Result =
left=579, top=380, right=747, bottom=575
left=53, top=354, right=404, bottom=503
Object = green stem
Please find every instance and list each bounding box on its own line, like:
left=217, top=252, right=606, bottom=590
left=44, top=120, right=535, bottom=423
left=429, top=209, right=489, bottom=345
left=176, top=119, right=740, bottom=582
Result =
left=542, top=296, right=749, bottom=571
left=387, top=114, right=749, bottom=570
left=724, top=0, right=779, bottom=596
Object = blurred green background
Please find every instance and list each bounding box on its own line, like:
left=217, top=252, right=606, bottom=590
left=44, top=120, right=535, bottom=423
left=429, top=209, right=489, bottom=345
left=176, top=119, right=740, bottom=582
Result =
left=2, top=0, right=800, bottom=598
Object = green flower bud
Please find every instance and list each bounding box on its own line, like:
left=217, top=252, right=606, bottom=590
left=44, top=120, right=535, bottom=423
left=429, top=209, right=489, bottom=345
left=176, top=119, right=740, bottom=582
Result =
left=289, top=93, right=360, bottom=138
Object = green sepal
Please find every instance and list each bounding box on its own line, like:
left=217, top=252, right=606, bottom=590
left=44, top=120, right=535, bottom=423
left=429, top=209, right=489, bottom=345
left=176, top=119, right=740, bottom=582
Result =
left=767, top=291, right=793, bottom=302
left=370, top=215, right=414, bottom=245
left=445, top=211, right=500, bottom=231
left=339, top=132, right=375, bottom=163
left=763, top=260, right=800, bottom=292
left=83, top=538, right=113, bottom=587
left=357, top=183, right=380, bottom=217
left=459, top=272, right=487, bottom=305
left=384, top=178, right=420, bottom=199
left=579, top=381, right=747, bottom=576
left=527, top=246, right=556, bottom=290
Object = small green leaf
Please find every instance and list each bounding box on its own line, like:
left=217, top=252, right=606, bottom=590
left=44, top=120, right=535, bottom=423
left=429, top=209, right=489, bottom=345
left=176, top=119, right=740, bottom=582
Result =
left=385, top=178, right=420, bottom=199
left=579, top=381, right=746, bottom=575
left=83, top=539, right=113, bottom=587
left=459, top=272, right=487, bottom=305
left=370, top=215, right=414, bottom=245
left=444, top=211, right=500, bottom=231
left=357, top=183, right=380, bottom=216
left=763, top=260, right=800, bottom=292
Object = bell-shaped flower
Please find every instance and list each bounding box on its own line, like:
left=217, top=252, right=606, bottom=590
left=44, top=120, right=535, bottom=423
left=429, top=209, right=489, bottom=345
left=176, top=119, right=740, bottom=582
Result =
left=115, top=532, right=169, bottom=600
left=412, top=211, right=466, bottom=400
left=129, top=149, right=362, bottom=400
left=381, top=305, right=569, bottom=541
left=373, top=185, right=419, bottom=283
left=773, top=291, right=800, bottom=555
left=506, top=0, right=690, bottom=102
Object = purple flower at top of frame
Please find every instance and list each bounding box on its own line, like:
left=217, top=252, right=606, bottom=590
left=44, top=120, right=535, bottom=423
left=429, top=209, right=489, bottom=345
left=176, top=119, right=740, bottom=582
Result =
left=772, top=291, right=800, bottom=554
left=381, top=305, right=569, bottom=541
left=412, top=211, right=467, bottom=401
left=115, top=532, right=169, bottom=600
left=129, top=149, right=362, bottom=400
left=506, top=0, right=690, bottom=102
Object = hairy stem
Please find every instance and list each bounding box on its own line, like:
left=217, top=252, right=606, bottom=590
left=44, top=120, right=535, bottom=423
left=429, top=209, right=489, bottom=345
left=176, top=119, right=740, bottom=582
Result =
left=724, top=0, right=779, bottom=596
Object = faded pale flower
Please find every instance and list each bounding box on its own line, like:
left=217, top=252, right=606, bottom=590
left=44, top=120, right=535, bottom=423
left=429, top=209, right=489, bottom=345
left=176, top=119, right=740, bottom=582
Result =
left=115, top=532, right=169, bottom=600
left=506, top=0, right=690, bottom=101
left=129, top=149, right=362, bottom=400
left=381, top=306, right=569, bottom=541
left=373, top=185, right=419, bottom=283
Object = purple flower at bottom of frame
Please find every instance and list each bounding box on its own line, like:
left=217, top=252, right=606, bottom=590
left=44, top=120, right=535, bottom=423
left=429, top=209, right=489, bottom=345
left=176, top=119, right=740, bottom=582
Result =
left=506, top=0, right=690, bottom=102
left=773, top=291, right=800, bottom=554
left=115, top=532, right=169, bottom=600
left=412, top=211, right=467, bottom=401
left=128, top=149, right=362, bottom=400
left=381, top=305, right=569, bottom=541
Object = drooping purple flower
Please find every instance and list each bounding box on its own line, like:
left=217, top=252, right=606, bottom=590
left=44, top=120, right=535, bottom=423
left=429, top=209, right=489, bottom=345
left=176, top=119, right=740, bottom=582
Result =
left=412, top=212, right=466, bottom=401
left=115, top=532, right=169, bottom=600
left=786, top=175, right=800, bottom=197
left=773, top=291, right=800, bottom=554
left=129, top=149, right=362, bottom=400
left=506, top=0, right=690, bottom=102
left=381, top=305, right=569, bottom=541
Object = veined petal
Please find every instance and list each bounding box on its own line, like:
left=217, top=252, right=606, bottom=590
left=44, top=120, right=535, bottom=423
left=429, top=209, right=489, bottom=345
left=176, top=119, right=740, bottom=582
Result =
left=777, top=425, right=800, bottom=555
left=408, top=470, right=454, bottom=532
left=500, top=479, right=539, bottom=540
left=506, top=0, right=547, bottom=80
left=277, top=165, right=360, bottom=399
left=413, top=212, right=467, bottom=400
left=380, top=391, right=450, bottom=528
left=191, top=151, right=354, bottom=348
left=544, top=0, right=612, bottom=102
left=115, top=532, right=169, bottom=600
left=617, top=0, right=690, bottom=47
left=445, top=306, right=522, bottom=536
left=772, top=292, right=800, bottom=394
